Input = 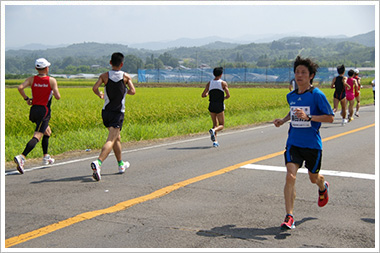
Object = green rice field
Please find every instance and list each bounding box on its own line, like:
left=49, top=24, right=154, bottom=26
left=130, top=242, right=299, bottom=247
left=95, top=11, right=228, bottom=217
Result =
left=5, top=85, right=374, bottom=162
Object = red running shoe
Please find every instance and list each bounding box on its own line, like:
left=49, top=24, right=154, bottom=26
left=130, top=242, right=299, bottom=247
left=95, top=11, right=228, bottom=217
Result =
left=318, top=181, right=329, bottom=207
left=281, top=214, right=295, bottom=230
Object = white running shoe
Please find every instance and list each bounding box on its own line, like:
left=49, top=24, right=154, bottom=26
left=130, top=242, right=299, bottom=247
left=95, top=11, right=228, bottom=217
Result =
left=118, top=161, right=130, bottom=174
left=209, top=129, right=216, bottom=142
left=14, top=155, right=25, bottom=174
left=43, top=155, right=55, bottom=165
left=341, top=118, right=348, bottom=126
left=91, top=160, right=101, bottom=181
left=213, top=142, right=219, bottom=148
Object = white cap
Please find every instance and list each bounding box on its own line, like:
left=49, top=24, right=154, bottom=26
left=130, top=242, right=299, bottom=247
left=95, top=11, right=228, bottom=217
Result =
left=354, top=69, right=359, bottom=74
left=35, top=58, right=51, bottom=69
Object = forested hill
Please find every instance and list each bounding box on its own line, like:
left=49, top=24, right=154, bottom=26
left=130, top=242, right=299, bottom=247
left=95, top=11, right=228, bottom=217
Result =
left=5, top=30, right=375, bottom=75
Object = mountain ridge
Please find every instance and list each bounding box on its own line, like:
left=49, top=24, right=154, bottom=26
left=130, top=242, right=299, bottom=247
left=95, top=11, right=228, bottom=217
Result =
left=6, top=30, right=374, bottom=51
left=5, top=30, right=375, bottom=74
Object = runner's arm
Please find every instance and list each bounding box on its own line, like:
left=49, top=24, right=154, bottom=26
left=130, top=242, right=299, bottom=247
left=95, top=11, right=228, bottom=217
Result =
left=353, top=79, right=359, bottom=90
left=223, top=81, right=230, bottom=100
left=18, top=76, right=33, bottom=104
left=201, top=82, right=210, bottom=97
left=93, top=74, right=105, bottom=99
left=343, top=77, right=350, bottom=90
left=50, top=77, right=61, bottom=100
left=308, top=114, right=334, bottom=123
left=125, top=73, right=136, bottom=95
left=273, top=112, right=290, bottom=127
left=331, top=77, right=336, bottom=89
left=293, top=108, right=334, bottom=123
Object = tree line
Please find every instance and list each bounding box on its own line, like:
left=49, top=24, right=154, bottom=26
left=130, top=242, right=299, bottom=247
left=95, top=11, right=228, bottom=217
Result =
left=5, top=35, right=375, bottom=77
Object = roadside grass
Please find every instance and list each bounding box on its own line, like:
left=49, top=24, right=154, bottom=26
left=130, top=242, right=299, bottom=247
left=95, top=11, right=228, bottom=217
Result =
left=5, top=86, right=374, bottom=162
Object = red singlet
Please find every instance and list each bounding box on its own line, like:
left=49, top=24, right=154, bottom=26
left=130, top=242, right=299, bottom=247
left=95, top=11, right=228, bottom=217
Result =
left=31, top=76, right=52, bottom=106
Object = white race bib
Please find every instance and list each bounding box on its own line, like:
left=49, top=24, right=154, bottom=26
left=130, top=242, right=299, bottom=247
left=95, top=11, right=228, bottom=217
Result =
left=290, top=106, right=311, bottom=128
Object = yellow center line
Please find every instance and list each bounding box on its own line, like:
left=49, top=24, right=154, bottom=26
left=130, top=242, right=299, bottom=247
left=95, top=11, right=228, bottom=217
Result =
left=5, top=123, right=375, bottom=248
left=322, top=123, right=375, bottom=142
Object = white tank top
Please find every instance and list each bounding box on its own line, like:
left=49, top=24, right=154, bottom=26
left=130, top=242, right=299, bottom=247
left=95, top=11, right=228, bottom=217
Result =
left=209, top=79, right=224, bottom=103
left=209, top=79, right=224, bottom=92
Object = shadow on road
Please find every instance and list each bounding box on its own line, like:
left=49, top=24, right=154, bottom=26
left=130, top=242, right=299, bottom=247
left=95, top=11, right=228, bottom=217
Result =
left=196, top=217, right=317, bottom=241
left=168, top=146, right=213, bottom=150
left=29, top=172, right=128, bottom=184
left=30, top=176, right=94, bottom=183
left=361, top=218, right=375, bottom=224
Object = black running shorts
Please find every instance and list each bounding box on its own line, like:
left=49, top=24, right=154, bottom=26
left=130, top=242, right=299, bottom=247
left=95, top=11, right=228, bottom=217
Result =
left=29, top=105, right=51, bottom=133
left=284, top=145, right=322, bottom=174
left=102, top=110, right=124, bottom=130
left=208, top=102, right=225, bottom=114
left=333, top=90, right=346, bottom=100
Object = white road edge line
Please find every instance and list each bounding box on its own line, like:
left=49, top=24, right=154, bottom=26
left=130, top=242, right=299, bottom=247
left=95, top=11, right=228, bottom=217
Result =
left=5, top=124, right=273, bottom=175
left=241, top=164, right=376, bottom=180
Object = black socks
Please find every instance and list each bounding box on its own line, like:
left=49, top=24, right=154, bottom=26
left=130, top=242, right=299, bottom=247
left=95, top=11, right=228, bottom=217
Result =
left=42, top=135, right=50, bottom=155
left=22, top=137, right=39, bottom=157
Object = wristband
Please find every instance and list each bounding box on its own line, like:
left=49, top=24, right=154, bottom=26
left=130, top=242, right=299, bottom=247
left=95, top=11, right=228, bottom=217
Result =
left=24, top=97, right=29, bottom=101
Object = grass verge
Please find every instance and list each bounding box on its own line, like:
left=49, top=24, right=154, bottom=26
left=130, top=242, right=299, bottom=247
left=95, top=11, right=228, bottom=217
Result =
left=5, top=86, right=374, bottom=162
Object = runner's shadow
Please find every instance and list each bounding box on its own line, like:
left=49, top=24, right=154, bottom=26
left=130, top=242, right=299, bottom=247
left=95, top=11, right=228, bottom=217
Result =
left=30, top=173, right=124, bottom=184
left=5, top=166, right=50, bottom=176
left=168, top=146, right=212, bottom=150
left=30, top=176, right=95, bottom=183
left=361, top=218, right=375, bottom=224
left=196, top=217, right=317, bottom=241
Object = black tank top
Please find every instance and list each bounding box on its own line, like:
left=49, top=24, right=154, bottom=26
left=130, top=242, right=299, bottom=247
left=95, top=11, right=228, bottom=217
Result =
left=334, top=76, right=344, bottom=94
left=103, top=70, right=127, bottom=112
left=209, top=79, right=224, bottom=103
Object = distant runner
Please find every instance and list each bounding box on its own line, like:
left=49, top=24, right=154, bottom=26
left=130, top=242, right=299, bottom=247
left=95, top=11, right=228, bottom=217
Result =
left=353, top=69, right=361, bottom=117
left=14, top=58, right=61, bottom=174
left=346, top=69, right=358, bottom=122
left=201, top=67, right=230, bottom=147
left=331, top=64, right=349, bottom=125
left=372, top=79, right=375, bottom=104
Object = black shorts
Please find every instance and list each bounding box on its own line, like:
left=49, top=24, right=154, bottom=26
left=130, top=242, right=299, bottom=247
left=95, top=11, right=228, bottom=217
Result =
left=102, top=110, right=124, bottom=130
left=29, top=105, right=51, bottom=133
left=284, top=145, right=322, bottom=174
left=334, top=90, right=346, bottom=100
left=208, top=102, right=225, bottom=114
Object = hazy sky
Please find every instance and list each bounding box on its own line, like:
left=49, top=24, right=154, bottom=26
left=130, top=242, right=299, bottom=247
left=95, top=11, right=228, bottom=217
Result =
left=2, top=1, right=377, bottom=48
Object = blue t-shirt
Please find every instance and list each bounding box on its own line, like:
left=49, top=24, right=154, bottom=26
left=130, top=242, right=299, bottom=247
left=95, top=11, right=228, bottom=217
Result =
left=286, top=87, right=334, bottom=150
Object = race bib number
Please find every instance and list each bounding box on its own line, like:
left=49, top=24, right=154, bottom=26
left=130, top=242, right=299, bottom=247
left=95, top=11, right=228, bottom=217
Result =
left=290, top=106, right=311, bottom=128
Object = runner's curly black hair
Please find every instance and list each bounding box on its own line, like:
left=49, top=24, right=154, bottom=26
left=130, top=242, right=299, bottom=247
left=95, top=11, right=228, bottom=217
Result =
left=293, top=56, right=319, bottom=84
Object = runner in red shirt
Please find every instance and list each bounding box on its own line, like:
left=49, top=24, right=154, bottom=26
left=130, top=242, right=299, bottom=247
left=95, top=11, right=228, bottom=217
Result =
left=14, top=58, right=61, bottom=174
left=353, top=69, right=361, bottom=117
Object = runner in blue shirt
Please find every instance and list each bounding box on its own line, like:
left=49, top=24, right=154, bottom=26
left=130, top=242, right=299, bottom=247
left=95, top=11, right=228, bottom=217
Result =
left=273, top=56, right=334, bottom=230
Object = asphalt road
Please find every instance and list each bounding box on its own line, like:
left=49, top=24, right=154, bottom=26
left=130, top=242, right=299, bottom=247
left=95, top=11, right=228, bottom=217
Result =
left=4, top=105, right=377, bottom=250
